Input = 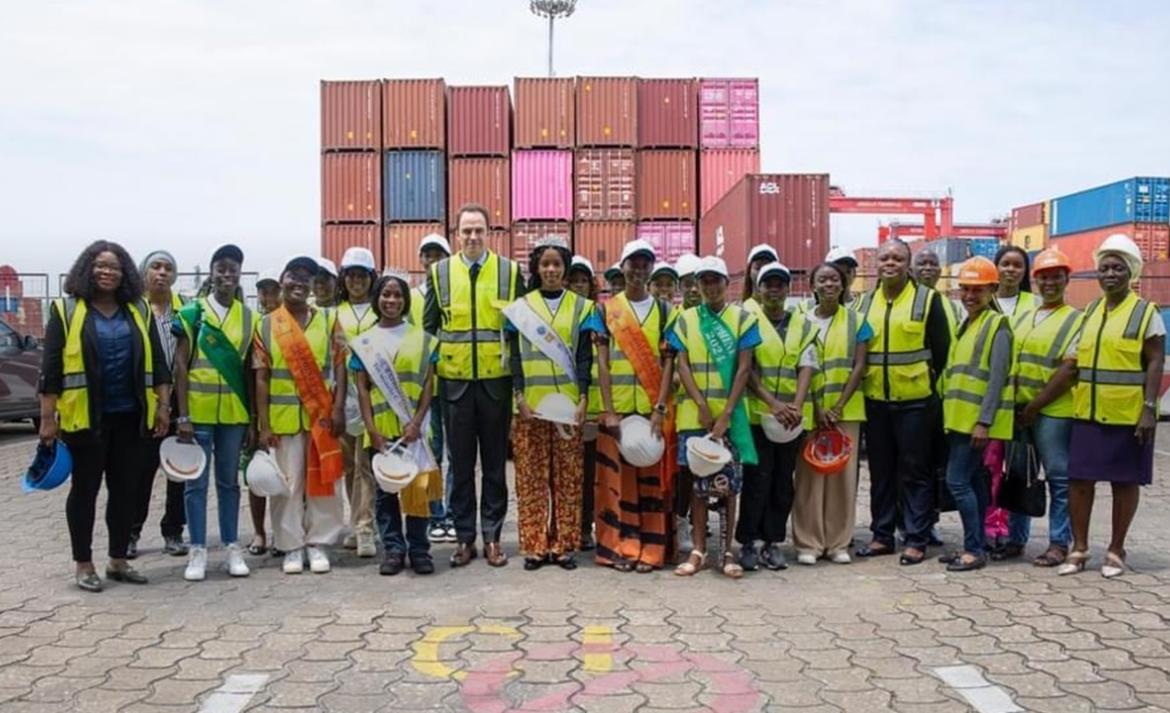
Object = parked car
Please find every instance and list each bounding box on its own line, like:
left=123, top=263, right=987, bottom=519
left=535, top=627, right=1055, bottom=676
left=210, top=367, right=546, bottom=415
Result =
left=0, top=316, right=41, bottom=427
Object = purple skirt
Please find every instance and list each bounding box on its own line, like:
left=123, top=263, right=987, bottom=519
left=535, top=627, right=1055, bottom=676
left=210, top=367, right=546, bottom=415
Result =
left=1068, top=420, right=1154, bottom=485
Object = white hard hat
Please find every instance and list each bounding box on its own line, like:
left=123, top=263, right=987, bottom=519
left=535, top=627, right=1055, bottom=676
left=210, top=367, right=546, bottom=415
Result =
left=418, top=233, right=451, bottom=256
left=651, top=262, right=679, bottom=280
left=532, top=392, right=578, bottom=426
left=341, top=247, right=376, bottom=272
left=618, top=415, right=665, bottom=467
left=686, top=434, right=732, bottom=477
left=695, top=256, right=729, bottom=280
left=825, top=246, right=859, bottom=267
left=747, top=244, right=779, bottom=264
left=371, top=440, right=420, bottom=494
left=158, top=436, right=206, bottom=483
left=245, top=450, right=290, bottom=497
left=760, top=413, right=804, bottom=444
left=1094, top=233, right=1144, bottom=279
left=569, top=255, right=594, bottom=276
left=674, top=253, right=702, bottom=278
left=620, top=239, right=656, bottom=265
left=757, top=262, right=792, bottom=285
left=256, top=270, right=281, bottom=288
left=316, top=257, right=338, bottom=278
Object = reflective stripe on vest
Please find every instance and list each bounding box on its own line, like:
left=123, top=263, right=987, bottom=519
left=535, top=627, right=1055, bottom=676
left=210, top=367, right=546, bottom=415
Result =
left=675, top=304, right=758, bottom=431
left=742, top=301, right=815, bottom=429
left=365, top=329, right=433, bottom=448
left=432, top=252, right=517, bottom=380
left=943, top=310, right=1014, bottom=438
left=261, top=308, right=336, bottom=435
left=861, top=283, right=935, bottom=402
left=1012, top=304, right=1082, bottom=418
left=815, top=306, right=866, bottom=422
left=517, top=291, right=591, bottom=411
left=1074, top=293, right=1155, bottom=425
left=183, top=297, right=253, bottom=425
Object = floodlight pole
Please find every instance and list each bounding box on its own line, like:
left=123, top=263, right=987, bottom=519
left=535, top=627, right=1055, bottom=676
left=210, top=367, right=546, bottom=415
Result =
left=530, top=0, right=577, bottom=78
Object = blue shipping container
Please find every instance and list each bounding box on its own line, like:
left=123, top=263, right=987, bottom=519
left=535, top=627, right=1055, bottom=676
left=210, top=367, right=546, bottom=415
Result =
left=924, top=238, right=971, bottom=266
left=1050, top=176, right=1170, bottom=237
left=1162, top=307, right=1170, bottom=354
left=384, top=150, right=445, bottom=223
left=968, top=238, right=1001, bottom=260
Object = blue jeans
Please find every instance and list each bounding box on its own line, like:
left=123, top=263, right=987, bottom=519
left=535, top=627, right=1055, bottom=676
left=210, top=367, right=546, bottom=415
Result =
left=1008, top=415, right=1072, bottom=548
left=376, top=487, right=430, bottom=559
left=946, top=433, right=989, bottom=556
left=426, top=404, right=453, bottom=526
left=185, top=424, right=247, bottom=547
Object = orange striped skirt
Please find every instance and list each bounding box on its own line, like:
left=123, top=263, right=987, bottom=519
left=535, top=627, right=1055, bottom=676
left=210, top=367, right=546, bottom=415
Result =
left=593, top=430, right=670, bottom=569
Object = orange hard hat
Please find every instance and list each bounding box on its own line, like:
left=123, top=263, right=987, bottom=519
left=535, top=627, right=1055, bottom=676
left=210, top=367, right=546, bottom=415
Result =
left=802, top=427, right=853, bottom=476
left=1031, top=248, right=1071, bottom=276
left=957, top=256, right=998, bottom=286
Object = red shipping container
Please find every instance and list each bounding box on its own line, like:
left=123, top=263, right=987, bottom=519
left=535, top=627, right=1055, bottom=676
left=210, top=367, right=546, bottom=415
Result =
left=383, top=223, right=446, bottom=272
left=449, top=157, right=510, bottom=230
left=322, top=224, right=381, bottom=268
left=699, top=174, right=830, bottom=273
left=638, top=150, right=696, bottom=220
left=446, top=228, right=510, bottom=258
left=447, top=86, right=511, bottom=157
left=514, top=78, right=575, bottom=149
left=1140, top=260, right=1170, bottom=306
left=576, top=77, right=637, bottom=147
left=700, top=149, right=760, bottom=216
left=575, top=148, right=636, bottom=221
left=512, top=150, right=573, bottom=221
left=1048, top=222, right=1170, bottom=273
left=1011, top=202, right=1046, bottom=232
left=383, top=79, right=446, bottom=150
left=636, top=222, right=695, bottom=263
left=699, top=78, right=759, bottom=149
left=574, top=222, right=636, bottom=274
left=511, top=222, right=573, bottom=273
left=321, top=80, right=381, bottom=151
left=321, top=153, right=382, bottom=223
left=638, top=79, right=697, bottom=148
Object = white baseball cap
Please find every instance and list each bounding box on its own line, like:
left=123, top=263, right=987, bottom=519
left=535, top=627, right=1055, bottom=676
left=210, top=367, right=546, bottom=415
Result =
left=674, top=253, right=702, bottom=278
left=418, top=233, right=451, bottom=256
left=747, top=244, right=779, bottom=264
left=825, top=246, right=859, bottom=267
left=316, top=257, right=338, bottom=278
left=569, top=255, right=594, bottom=277
left=695, top=256, right=729, bottom=280
left=341, top=247, right=376, bottom=272
left=619, top=239, right=656, bottom=265
left=757, top=262, right=792, bottom=285
left=651, top=262, right=679, bottom=280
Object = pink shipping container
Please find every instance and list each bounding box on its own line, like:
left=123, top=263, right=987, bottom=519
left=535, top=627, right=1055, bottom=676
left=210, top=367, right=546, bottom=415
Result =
left=637, top=149, right=696, bottom=220
left=700, top=149, right=761, bottom=216
left=448, top=157, right=510, bottom=229
left=574, top=222, right=636, bottom=274
left=322, top=224, right=381, bottom=268
left=511, top=150, right=573, bottom=221
left=1011, top=202, right=1046, bottom=231
left=699, top=78, right=759, bottom=149
left=514, top=77, right=575, bottom=149
left=447, top=86, right=511, bottom=157
left=575, top=148, right=636, bottom=221
left=383, top=79, right=446, bottom=150
left=321, top=153, right=382, bottom=223
left=510, top=222, right=573, bottom=273
left=638, top=79, right=698, bottom=148
left=576, top=77, right=638, bottom=147
left=383, top=222, right=446, bottom=272
left=699, top=174, right=830, bottom=275
left=321, top=80, right=381, bottom=151
left=636, top=222, right=696, bottom=263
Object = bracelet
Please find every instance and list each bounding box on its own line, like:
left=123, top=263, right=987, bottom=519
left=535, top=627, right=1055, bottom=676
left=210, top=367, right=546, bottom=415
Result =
left=176, top=416, right=191, bottom=425
left=653, top=403, right=667, bottom=415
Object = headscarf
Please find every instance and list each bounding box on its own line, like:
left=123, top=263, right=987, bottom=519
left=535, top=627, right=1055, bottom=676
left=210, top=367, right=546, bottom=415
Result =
left=140, top=250, right=178, bottom=285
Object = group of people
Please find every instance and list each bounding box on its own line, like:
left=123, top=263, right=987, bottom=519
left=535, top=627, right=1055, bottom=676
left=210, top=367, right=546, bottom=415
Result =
left=36, top=201, right=1161, bottom=592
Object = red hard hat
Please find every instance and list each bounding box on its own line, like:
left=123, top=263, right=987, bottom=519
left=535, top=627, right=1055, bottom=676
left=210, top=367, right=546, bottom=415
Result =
left=802, top=427, right=853, bottom=476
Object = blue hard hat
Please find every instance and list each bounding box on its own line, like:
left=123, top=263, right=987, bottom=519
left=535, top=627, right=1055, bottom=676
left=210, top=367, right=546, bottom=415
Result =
left=23, top=440, right=72, bottom=493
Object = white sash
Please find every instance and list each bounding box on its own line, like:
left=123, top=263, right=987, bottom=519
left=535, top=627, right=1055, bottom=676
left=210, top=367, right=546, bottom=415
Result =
left=503, top=296, right=577, bottom=383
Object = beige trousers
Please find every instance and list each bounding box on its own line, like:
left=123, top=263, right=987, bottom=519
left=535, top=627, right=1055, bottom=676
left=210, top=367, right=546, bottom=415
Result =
left=791, top=421, right=861, bottom=557
left=341, top=433, right=376, bottom=536
left=269, top=432, right=346, bottom=552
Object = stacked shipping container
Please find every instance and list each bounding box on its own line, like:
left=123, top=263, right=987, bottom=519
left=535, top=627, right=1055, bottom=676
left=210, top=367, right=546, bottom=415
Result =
left=321, top=80, right=383, bottom=266
left=382, top=79, right=446, bottom=273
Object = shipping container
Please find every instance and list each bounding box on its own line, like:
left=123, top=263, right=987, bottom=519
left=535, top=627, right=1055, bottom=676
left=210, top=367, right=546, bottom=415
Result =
left=922, top=238, right=973, bottom=266
left=511, top=150, right=573, bottom=221
left=638, top=79, right=697, bottom=148
left=383, top=79, right=446, bottom=150
left=444, top=228, right=510, bottom=259
left=1010, top=202, right=1046, bottom=232
left=447, top=85, right=511, bottom=157
left=383, top=222, right=446, bottom=272
left=700, top=149, right=760, bottom=216
left=321, top=80, right=381, bottom=151
left=574, top=222, right=637, bottom=273
left=514, top=77, right=575, bottom=149
left=575, top=148, right=636, bottom=221
left=1064, top=274, right=1101, bottom=310
left=636, top=222, right=695, bottom=263
left=1141, top=261, right=1170, bottom=307
left=383, top=150, right=445, bottom=223
left=1051, top=177, right=1170, bottom=236
left=698, top=78, right=759, bottom=149
left=322, top=224, right=381, bottom=268
left=321, top=152, right=382, bottom=223
left=1049, top=222, right=1170, bottom=272
left=448, top=157, right=510, bottom=229
left=638, top=150, right=696, bottom=220
left=969, top=238, right=1002, bottom=261
left=1011, top=224, right=1047, bottom=251
left=699, top=174, right=830, bottom=272
left=511, top=222, right=573, bottom=272
left=576, top=77, right=638, bottom=147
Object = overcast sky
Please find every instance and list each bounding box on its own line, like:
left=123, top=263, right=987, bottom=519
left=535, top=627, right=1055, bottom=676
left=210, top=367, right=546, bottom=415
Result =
left=2, top=0, right=1168, bottom=285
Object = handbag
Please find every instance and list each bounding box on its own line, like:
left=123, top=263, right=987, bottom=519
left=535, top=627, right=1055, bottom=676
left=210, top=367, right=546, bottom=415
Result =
left=997, top=433, right=1047, bottom=517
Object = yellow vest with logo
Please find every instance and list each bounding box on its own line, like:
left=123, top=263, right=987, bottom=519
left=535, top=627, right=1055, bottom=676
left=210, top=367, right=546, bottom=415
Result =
left=364, top=326, right=434, bottom=448
left=1013, top=304, right=1083, bottom=418
left=53, top=298, right=157, bottom=433
left=179, top=297, right=254, bottom=425
left=604, top=293, right=670, bottom=416
left=742, top=301, right=816, bottom=430
left=1074, top=292, right=1156, bottom=426
left=516, top=290, right=592, bottom=411
left=430, top=252, right=519, bottom=380
left=943, top=310, right=1014, bottom=438
left=860, top=283, right=936, bottom=402
left=814, top=306, right=867, bottom=423
left=674, top=304, right=758, bottom=431
left=260, top=308, right=337, bottom=435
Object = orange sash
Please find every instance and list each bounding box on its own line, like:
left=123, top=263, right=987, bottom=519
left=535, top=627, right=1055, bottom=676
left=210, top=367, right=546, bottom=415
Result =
left=271, top=307, right=343, bottom=497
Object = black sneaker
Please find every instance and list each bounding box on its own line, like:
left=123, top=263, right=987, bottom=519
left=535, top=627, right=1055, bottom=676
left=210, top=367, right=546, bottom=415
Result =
left=162, top=536, right=188, bottom=557
left=410, top=556, right=435, bottom=575
left=380, top=554, right=405, bottom=576
left=739, top=543, right=760, bottom=571
left=126, top=535, right=140, bottom=560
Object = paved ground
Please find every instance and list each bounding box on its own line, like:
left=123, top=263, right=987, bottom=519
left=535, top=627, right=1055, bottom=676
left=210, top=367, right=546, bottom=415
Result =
left=1, top=430, right=1169, bottom=713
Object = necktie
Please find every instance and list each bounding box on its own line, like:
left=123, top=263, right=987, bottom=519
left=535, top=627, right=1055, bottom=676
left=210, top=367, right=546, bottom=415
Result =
left=469, top=262, right=481, bottom=282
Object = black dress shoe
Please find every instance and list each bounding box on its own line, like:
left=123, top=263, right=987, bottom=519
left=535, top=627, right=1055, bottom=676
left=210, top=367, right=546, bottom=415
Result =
left=856, top=542, right=895, bottom=558
left=554, top=555, right=577, bottom=571
left=126, top=536, right=139, bottom=560
left=524, top=557, right=545, bottom=571
left=76, top=571, right=103, bottom=593
left=380, top=554, right=405, bottom=576
left=105, top=565, right=148, bottom=584
left=450, top=543, right=477, bottom=567
left=410, top=556, right=435, bottom=575
left=946, top=555, right=987, bottom=572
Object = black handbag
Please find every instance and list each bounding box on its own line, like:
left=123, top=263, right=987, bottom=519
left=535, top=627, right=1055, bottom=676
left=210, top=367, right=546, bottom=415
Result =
left=997, top=435, right=1047, bottom=517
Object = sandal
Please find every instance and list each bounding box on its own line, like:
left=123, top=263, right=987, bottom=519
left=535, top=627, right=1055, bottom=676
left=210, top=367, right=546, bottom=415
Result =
left=856, top=542, right=894, bottom=558
left=1056, top=550, right=1089, bottom=576
left=612, top=560, right=635, bottom=573
left=991, top=543, right=1025, bottom=561
left=674, top=551, right=706, bottom=576
left=1101, top=550, right=1126, bottom=579
left=247, top=537, right=267, bottom=556
left=555, top=555, right=577, bottom=571
left=946, top=553, right=987, bottom=572
left=635, top=562, right=654, bottom=574
left=1033, top=545, right=1067, bottom=568
left=721, top=552, right=744, bottom=579
left=899, top=548, right=926, bottom=566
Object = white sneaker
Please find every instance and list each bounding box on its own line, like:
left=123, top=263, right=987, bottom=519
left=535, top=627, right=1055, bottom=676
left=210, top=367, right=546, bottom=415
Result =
left=225, top=543, right=250, bottom=577
left=283, top=549, right=305, bottom=574
left=356, top=532, right=376, bottom=558
left=342, top=534, right=357, bottom=550
left=796, top=552, right=818, bottom=566
left=184, top=546, right=207, bottom=581
left=830, top=550, right=852, bottom=564
left=307, top=546, right=331, bottom=573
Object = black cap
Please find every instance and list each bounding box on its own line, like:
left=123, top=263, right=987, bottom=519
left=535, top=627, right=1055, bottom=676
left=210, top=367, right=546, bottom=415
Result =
left=210, top=243, right=244, bottom=266
left=281, top=255, right=320, bottom=278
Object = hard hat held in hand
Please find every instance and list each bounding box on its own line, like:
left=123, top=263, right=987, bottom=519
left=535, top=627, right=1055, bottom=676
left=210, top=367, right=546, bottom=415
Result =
left=159, top=436, right=207, bottom=483
left=22, top=440, right=72, bottom=493
left=245, top=450, right=290, bottom=497
left=532, top=393, right=578, bottom=426
left=802, top=427, right=853, bottom=476
left=687, top=434, right=732, bottom=477
left=760, top=412, right=803, bottom=444
left=618, top=415, right=664, bottom=467
left=371, top=440, right=420, bottom=494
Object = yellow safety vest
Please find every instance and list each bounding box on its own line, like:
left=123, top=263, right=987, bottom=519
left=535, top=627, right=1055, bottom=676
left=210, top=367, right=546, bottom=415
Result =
left=364, top=326, right=434, bottom=448
left=1074, top=292, right=1156, bottom=426
left=516, top=290, right=592, bottom=410
left=337, top=300, right=379, bottom=341
left=813, top=306, right=867, bottom=422
left=408, top=285, right=426, bottom=327
left=430, top=252, right=520, bottom=380
left=943, top=310, right=1014, bottom=438
left=259, top=308, right=337, bottom=435
left=178, top=297, right=254, bottom=425
left=674, top=304, right=758, bottom=431
left=742, top=300, right=816, bottom=430
left=53, top=298, right=157, bottom=433
left=605, top=293, right=671, bottom=416
left=1001, top=291, right=1039, bottom=331
left=1013, top=304, right=1083, bottom=418
left=860, top=282, right=937, bottom=402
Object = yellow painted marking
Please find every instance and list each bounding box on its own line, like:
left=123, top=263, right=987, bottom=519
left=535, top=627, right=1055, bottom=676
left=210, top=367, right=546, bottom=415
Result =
left=582, top=626, right=612, bottom=673
left=411, top=624, right=522, bottom=682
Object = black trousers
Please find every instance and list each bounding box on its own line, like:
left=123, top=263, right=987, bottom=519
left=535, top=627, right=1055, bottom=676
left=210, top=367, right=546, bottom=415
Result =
left=66, top=413, right=146, bottom=562
left=865, top=398, right=938, bottom=550
left=445, top=379, right=513, bottom=544
left=131, top=436, right=187, bottom=540
left=737, top=426, right=799, bottom=545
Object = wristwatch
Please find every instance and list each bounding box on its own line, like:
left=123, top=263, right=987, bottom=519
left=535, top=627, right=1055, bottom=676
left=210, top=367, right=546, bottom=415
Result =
left=1143, top=399, right=1157, bottom=411
left=176, top=416, right=192, bottom=425
left=653, top=403, right=667, bottom=415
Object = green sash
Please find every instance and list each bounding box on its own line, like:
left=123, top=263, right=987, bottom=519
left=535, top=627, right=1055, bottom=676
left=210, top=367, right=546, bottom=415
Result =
left=698, top=305, right=758, bottom=466
left=178, top=301, right=250, bottom=409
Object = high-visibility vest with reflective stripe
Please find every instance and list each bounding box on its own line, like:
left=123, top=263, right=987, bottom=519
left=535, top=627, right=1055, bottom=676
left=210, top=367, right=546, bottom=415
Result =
left=1000, top=291, right=1038, bottom=328
left=364, top=326, right=434, bottom=449
left=259, top=308, right=337, bottom=435
left=1074, top=292, right=1156, bottom=426
left=178, top=297, right=254, bottom=425
left=743, top=301, right=816, bottom=429
left=430, top=252, right=519, bottom=380
left=53, top=297, right=157, bottom=433
left=814, top=306, right=867, bottom=422
left=675, top=304, right=757, bottom=431
left=1012, top=304, right=1083, bottom=418
left=859, top=283, right=936, bottom=402
left=606, top=293, right=669, bottom=416
left=337, top=301, right=378, bottom=341
left=409, top=286, right=425, bottom=326
left=516, top=290, right=592, bottom=411
left=943, top=310, right=1014, bottom=438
